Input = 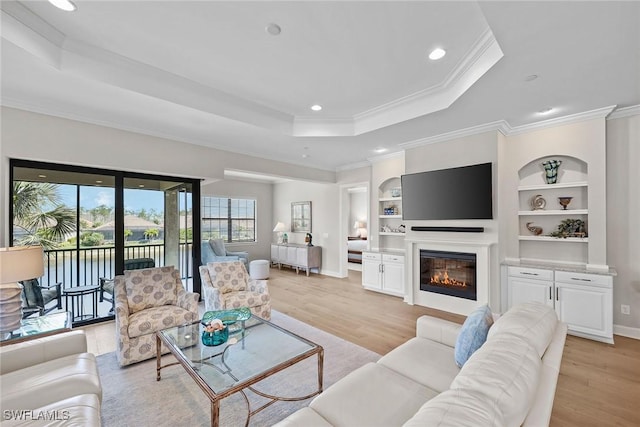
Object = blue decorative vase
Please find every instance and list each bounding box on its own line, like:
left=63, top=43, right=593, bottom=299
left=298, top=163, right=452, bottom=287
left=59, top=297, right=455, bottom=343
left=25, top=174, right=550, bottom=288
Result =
left=202, top=328, right=228, bottom=346
left=542, top=160, right=562, bottom=184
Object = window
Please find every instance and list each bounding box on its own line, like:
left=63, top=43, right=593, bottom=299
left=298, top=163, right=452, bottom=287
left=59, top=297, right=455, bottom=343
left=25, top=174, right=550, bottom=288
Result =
left=202, top=197, right=256, bottom=243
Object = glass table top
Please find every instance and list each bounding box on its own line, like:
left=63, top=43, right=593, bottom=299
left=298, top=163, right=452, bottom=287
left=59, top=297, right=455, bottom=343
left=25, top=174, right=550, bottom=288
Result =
left=159, top=314, right=320, bottom=395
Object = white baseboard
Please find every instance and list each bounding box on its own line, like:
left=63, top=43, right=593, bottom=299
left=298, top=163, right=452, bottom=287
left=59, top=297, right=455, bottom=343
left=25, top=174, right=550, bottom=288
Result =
left=320, top=269, right=343, bottom=278
left=614, top=324, right=640, bottom=340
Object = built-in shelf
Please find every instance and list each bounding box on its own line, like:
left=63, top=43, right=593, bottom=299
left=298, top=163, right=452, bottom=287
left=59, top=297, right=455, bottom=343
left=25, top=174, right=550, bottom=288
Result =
left=379, top=197, right=402, bottom=202
left=379, top=215, right=402, bottom=219
left=380, top=232, right=406, bottom=236
left=518, top=181, right=588, bottom=192
left=518, top=235, right=589, bottom=243
left=518, top=209, right=588, bottom=216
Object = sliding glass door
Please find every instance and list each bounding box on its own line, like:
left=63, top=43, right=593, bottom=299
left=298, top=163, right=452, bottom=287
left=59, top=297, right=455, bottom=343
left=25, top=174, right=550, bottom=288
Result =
left=10, top=160, right=200, bottom=326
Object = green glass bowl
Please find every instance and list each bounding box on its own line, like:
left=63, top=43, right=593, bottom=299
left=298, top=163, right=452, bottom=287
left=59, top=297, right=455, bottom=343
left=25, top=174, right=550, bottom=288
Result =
left=201, top=328, right=229, bottom=346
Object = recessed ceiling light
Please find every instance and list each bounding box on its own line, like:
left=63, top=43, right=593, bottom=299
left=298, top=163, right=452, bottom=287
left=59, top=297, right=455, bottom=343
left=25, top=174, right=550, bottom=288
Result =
left=302, top=154, right=309, bottom=158
left=538, top=107, right=554, bottom=115
left=38, top=174, right=47, bottom=178
left=266, top=23, right=281, bottom=36
left=311, top=105, right=322, bottom=112
left=48, top=0, right=77, bottom=11
left=374, top=148, right=388, bottom=154
left=428, top=48, right=446, bottom=61
left=525, top=74, right=539, bottom=82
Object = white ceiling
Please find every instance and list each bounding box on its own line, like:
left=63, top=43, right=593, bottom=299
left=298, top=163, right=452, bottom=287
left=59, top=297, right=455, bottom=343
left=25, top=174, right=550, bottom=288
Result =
left=2, top=1, right=639, bottom=172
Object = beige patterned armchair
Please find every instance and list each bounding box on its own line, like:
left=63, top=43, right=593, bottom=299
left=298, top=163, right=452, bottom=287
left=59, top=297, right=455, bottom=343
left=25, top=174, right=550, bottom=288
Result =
left=199, top=261, right=271, bottom=320
left=114, top=266, right=199, bottom=367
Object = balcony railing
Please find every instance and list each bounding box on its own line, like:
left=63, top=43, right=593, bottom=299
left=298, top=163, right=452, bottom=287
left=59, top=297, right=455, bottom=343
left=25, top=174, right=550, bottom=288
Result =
left=42, top=242, right=194, bottom=293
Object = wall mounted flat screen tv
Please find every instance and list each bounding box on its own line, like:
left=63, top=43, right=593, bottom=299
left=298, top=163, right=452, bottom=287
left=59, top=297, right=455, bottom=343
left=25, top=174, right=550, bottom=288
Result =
left=401, top=163, right=493, bottom=220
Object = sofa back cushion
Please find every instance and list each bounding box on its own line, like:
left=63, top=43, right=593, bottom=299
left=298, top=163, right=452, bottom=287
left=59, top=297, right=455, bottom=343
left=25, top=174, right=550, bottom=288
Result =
left=206, top=261, right=248, bottom=293
left=488, top=302, right=558, bottom=357
left=402, top=388, right=504, bottom=427
left=454, top=305, right=494, bottom=368
left=450, top=334, right=541, bottom=426
left=209, top=238, right=227, bottom=256
left=125, top=266, right=178, bottom=314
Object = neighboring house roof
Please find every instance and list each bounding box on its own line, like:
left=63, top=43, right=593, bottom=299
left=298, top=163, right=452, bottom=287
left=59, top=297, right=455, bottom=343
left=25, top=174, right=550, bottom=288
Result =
left=94, top=215, right=162, bottom=231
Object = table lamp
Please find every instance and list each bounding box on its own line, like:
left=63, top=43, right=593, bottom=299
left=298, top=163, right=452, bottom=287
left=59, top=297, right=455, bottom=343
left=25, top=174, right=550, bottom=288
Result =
left=0, top=246, right=45, bottom=333
left=273, top=222, right=287, bottom=244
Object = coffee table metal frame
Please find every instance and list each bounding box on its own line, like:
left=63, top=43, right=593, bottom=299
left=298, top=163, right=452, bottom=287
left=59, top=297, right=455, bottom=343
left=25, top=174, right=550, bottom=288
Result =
left=156, top=316, right=324, bottom=427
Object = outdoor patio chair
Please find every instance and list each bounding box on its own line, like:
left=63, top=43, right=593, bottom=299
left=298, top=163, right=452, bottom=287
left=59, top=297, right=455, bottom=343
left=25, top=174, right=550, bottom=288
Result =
left=20, top=278, right=62, bottom=318
left=99, top=258, right=155, bottom=314
left=199, top=261, right=271, bottom=320
left=114, top=265, right=199, bottom=366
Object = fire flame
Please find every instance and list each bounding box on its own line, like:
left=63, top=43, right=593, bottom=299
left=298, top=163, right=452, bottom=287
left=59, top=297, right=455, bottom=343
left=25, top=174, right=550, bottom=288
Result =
left=430, top=271, right=466, bottom=287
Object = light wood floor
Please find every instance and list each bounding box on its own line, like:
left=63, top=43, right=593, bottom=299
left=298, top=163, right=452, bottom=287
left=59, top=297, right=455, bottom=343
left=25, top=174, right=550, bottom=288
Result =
left=83, top=267, right=640, bottom=426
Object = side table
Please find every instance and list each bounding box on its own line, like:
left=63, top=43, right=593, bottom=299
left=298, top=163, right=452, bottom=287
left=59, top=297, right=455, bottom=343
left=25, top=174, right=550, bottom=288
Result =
left=0, top=311, right=72, bottom=346
left=63, top=285, right=100, bottom=322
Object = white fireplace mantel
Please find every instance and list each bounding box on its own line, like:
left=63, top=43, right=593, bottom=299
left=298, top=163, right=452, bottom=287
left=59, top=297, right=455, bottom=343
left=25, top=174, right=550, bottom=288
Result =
left=405, top=237, right=496, bottom=316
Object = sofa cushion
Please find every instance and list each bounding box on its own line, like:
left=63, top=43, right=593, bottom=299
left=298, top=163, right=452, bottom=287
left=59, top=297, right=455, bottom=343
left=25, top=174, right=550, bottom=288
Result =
left=309, top=362, right=439, bottom=427
left=451, top=334, right=541, bottom=427
left=272, top=407, right=333, bottom=427
left=2, top=394, right=101, bottom=427
left=124, top=266, right=178, bottom=314
left=402, top=388, right=505, bottom=427
left=378, top=337, right=460, bottom=392
left=206, top=262, right=248, bottom=293
left=488, top=302, right=557, bottom=357
left=127, top=305, right=199, bottom=339
left=0, top=353, right=102, bottom=414
left=454, top=305, right=493, bottom=367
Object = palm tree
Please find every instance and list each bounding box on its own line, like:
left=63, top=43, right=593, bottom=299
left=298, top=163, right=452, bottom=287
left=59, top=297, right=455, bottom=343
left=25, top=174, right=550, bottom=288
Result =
left=144, top=228, right=159, bottom=241
left=13, top=182, right=76, bottom=249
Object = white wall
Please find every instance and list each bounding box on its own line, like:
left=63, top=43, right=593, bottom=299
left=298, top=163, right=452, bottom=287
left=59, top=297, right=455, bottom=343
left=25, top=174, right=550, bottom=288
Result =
left=201, top=179, right=273, bottom=261
left=606, top=113, right=640, bottom=332
left=272, top=180, right=341, bottom=276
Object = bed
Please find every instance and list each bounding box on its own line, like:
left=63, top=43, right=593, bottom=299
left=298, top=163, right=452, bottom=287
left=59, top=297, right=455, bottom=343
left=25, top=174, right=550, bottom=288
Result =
left=347, top=237, right=368, bottom=264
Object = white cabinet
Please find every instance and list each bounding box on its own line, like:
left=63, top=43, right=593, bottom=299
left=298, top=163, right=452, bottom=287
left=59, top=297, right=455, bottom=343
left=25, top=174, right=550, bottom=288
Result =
left=507, top=265, right=613, bottom=343
left=362, top=251, right=405, bottom=297
left=271, top=244, right=322, bottom=276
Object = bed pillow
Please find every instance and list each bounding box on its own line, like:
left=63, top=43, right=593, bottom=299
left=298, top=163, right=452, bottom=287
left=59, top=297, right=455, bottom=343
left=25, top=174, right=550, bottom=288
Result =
left=454, top=304, right=493, bottom=368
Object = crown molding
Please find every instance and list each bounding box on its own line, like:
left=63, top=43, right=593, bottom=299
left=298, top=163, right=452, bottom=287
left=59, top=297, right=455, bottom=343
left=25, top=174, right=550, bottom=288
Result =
left=608, top=104, right=640, bottom=120
left=506, top=105, right=617, bottom=136
left=366, top=150, right=404, bottom=164
left=399, top=120, right=510, bottom=149
left=336, top=160, right=372, bottom=172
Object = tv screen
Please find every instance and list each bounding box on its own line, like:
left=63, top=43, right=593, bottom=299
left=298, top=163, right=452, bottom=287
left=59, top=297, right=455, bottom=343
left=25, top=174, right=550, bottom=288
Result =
left=401, top=163, right=493, bottom=220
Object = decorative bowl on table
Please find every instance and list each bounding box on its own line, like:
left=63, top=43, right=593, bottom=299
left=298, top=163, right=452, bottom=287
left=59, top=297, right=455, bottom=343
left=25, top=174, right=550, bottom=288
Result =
left=200, top=307, right=252, bottom=346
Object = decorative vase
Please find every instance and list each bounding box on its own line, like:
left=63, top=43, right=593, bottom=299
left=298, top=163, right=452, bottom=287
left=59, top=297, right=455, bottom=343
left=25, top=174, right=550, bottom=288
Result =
left=558, top=196, right=573, bottom=210
left=201, top=327, right=228, bottom=346
left=542, top=160, right=562, bottom=184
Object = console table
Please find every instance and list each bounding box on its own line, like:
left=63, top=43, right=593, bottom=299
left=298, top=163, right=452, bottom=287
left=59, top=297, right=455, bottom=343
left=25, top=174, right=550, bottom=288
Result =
left=271, top=244, right=322, bottom=276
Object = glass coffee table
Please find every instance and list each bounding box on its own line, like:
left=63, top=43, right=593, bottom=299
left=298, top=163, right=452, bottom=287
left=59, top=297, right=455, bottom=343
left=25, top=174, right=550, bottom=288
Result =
left=156, top=310, right=324, bottom=427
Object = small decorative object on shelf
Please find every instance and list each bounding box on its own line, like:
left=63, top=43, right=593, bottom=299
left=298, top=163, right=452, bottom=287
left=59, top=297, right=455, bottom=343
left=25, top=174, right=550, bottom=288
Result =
left=542, top=159, right=562, bottom=184
left=282, top=233, right=288, bottom=244
left=398, top=224, right=406, bottom=233
left=526, top=222, right=543, bottom=235
left=548, top=219, right=587, bottom=238
left=391, top=187, right=401, bottom=197
left=558, top=196, right=573, bottom=210
left=305, top=233, right=313, bottom=246
left=530, top=194, right=546, bottom=210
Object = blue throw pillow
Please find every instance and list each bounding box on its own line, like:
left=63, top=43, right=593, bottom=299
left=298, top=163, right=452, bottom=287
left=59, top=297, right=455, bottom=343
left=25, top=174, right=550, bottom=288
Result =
left=454, top=305, right=493, bottom=368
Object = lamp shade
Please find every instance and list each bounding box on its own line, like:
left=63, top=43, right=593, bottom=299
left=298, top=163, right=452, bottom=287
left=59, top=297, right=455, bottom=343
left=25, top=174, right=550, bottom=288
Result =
left=0, top=246, right=45, bottom=283
left=273, top=222, right=287, bottom=232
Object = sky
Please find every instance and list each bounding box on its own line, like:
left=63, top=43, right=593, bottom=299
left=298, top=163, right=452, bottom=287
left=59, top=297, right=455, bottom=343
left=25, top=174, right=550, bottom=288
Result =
left=59, top=185, right=168, bottom=213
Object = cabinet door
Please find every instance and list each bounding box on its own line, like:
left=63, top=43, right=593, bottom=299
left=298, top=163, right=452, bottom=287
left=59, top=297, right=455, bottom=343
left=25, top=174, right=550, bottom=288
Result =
left=296, top=247, right=309, bottom=268
left=362, top=255, right=382, bottom=290
left=286, top=246, right=298, bottom=266
left=555, top=282, right=613, bottom=339
left=382, top=261, right=404, bottom=295
left=271, top=245, right=279, bottom=263
left=508, top=277, right=553, bottom=309
left=278, top=246, right=288, bottom=264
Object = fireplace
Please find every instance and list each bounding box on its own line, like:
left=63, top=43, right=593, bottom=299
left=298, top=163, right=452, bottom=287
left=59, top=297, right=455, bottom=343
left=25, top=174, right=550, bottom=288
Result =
left=420, top=250, right=477, bottom=301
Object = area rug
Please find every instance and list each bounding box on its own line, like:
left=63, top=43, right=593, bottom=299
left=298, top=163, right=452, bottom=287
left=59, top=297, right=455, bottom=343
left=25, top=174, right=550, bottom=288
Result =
left=98, top=310, right=380, bottom=426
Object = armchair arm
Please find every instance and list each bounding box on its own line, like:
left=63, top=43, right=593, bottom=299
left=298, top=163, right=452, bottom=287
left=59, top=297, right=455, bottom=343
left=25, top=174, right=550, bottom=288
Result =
left=0, top=330, right=87, bottom=375
left=248, top=279, right=269, bottom=294
left=202, top=286, right=223, bottom=312
left=177, top=289, right=200, bottom=317
left=113, top=276, right=131, bottom=349
left=416, top=315, right=462, bottom=348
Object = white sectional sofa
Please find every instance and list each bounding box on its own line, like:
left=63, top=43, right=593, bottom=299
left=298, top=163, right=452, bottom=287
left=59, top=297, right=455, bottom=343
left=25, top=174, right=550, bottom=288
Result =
left=275, top=302, right=568, bottom=427
left=0, top=330, right=102, bottom=426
